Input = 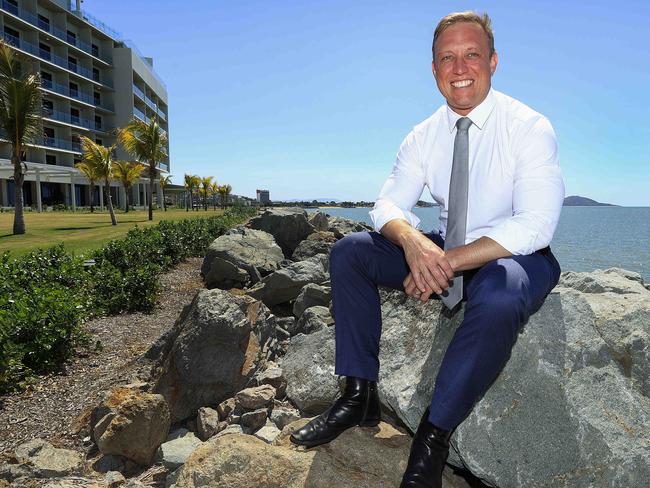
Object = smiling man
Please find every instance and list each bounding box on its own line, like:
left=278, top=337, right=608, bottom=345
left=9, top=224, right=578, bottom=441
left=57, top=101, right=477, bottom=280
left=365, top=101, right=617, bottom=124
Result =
left=290, top=11, right=565, bottom=488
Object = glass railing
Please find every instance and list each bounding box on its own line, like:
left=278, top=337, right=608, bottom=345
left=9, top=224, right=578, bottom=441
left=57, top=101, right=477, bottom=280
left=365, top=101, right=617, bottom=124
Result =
left=157, top=108, right=167, bottom=121
left=41, top=136, right=82, bottom=153
left=0, top=0, right=113, bottom=64
left=133, top=84, right=145, bottom=100
left=144, top=96, right=157, bottom=111
left=40, top=78, right=114, bottom=111
left=2, top=32, right=113, bottom=87
left=42, top=107, right=102, bottom=130
left=133, top=107, right=146, bottom=122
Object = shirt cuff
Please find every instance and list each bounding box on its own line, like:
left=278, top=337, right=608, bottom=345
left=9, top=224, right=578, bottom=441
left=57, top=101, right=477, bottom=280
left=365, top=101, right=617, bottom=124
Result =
left=369, top=202, right=421, bottom=233
left=482, top=218, right=540, bottom=256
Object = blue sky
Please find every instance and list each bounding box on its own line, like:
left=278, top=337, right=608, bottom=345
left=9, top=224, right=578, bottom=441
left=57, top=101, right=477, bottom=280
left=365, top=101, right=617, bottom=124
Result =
left=86, top=0, right=649, bottom=205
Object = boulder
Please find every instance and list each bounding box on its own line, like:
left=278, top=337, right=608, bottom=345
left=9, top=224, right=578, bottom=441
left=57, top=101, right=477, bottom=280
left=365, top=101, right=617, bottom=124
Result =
left=253, top=419, right=282, bottom=443
left=248, top=207, right=316, bottom=257
left=91, top=386, right=171, bottom=466
left=201, top=227, right=284, bottom=289
left=240, top=408, right=269, bottom=431
left=235, top=384, right=277, bottom=409
left=196, top=407, right=227, bottom=441
left=269, top=405, right=302, bottom=430
left=291, top=239, right=334, bottom=262
left=308, top=211, right=329, bottom=231
left=2, top=438, right=83, bottom=480
left=246, top=254, right=329, bottom=306
left=292, top=283, right=332, bottom=318
left=166, top=420, right=468, bottom=487
left=152, top=289, right=278, bottom=423
left=327, top=216, right=372, bottom=239
left=155, top=430, right=203, bottom=470
left=295, top=306, right=334, bottom=335
left=281, top=326, right=339, bottom=413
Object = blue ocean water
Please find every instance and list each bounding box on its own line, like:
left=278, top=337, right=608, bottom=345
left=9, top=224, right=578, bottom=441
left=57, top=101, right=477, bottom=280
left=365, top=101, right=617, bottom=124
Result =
left=306, top=206, right=650, bottom=283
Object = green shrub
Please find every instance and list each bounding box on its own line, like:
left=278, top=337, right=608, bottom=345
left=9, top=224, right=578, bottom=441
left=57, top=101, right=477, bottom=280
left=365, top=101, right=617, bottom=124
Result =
left=0, top=206, right=258, bottom=393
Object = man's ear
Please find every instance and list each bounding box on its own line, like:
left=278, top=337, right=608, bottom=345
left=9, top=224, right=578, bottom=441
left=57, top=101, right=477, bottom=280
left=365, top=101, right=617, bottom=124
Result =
left=431, top=60, right=437, bottom=79
left=490, top=51, right=498, bottom=75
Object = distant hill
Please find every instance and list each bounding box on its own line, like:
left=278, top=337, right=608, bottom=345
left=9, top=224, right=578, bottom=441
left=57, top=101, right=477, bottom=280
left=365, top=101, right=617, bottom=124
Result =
left=563, top=195, right=617, bottom=206
left=282, top=198, right=342, bottom=203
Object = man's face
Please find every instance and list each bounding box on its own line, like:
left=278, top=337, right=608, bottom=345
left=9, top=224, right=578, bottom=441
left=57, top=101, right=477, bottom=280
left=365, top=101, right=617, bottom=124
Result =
left=432, top=22, right=498, bottom=115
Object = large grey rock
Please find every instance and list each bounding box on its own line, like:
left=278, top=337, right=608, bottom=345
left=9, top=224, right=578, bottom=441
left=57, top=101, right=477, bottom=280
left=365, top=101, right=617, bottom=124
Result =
left=291, top=235, right=335, bottom=261
left=281, top=326, right=339, bottom=413
left=248, top=207, right=316, bottom=257
left=153, top=289, right=278, bottom=423
left=201, top=226, right=284, bottom=289
left=166, top=421, right=468, bottom=488
left=378, top=269, right=650, bottom=487
left=308, top=211, right=329, bottom=231
left=293, top=283, right=332, bottom=318
left=246, top=254, right=330, bottom=306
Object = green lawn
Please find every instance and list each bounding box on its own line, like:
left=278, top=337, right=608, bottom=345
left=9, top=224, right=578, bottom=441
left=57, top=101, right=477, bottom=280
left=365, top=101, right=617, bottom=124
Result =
left=0, top=207, right=228, bottom=257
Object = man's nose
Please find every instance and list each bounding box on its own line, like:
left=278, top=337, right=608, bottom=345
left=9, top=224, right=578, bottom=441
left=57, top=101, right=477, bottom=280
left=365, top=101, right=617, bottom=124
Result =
left=453, top=56, right=468, bottom=74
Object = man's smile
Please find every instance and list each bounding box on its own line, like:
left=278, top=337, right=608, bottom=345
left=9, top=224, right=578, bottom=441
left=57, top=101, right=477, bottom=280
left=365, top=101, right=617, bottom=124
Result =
left=451, top=79, right=474, bottom=88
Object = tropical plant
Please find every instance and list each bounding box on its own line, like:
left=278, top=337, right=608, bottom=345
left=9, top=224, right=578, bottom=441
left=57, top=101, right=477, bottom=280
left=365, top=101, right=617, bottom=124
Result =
left=118, top=116, right=168, bottom=221
left=112, top=160, right=144, bottom=213
left=210, top=181, right=220, bottom=210
left=0, top=40, right=42, bottom=235
left=80, top=136, right=117, bottom=225
left=200, top=176, right=213, bottom=211
left=75, top=161, right=100, bottom=213
left=183, top=173, right=198, bottom=212
left=159, top=174, right=172, bottom=211
left=218, top=184, right=232, bottom=209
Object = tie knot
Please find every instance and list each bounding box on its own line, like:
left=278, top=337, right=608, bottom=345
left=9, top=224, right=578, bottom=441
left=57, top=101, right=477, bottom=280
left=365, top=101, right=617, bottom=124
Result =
left=456, top=117, right=472, bottom=132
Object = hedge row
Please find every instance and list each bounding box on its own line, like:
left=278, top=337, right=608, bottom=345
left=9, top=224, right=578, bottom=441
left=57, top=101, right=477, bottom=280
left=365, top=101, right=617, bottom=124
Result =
left=0, top=205, right=258, bottom=393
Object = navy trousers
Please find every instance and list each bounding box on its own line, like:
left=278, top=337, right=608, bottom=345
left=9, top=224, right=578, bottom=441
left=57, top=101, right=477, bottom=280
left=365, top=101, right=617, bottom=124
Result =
left=330, top=229, right=561, bottom=431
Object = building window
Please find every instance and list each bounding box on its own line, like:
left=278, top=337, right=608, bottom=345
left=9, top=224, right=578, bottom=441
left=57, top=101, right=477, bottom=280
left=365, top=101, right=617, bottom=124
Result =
left=67, top=30, right=76, bottom=45
left=92, top=67, right=100, bottom=82
left=5, top=0, right=17, bottom=15
left=70, top=108, right=80, bottom=125
left=93, top=91, right=101, bottom=106
left=41, top=71, right=52, bottom=89
left=42, top=99, right=54, bottom=117
left=92, top=43, right=99, bottom=57
left=39, top=43, right=51, bottom=61
left=46, top=154, right=56, bottom=165
left=95, top=138, right=103, bottom=146
left=3, top=26, right=20, bottom=46
left=69, top=82, right=78, bottom=98
left=68, top=56, right=77, bottom=72
left=95, top=115, right=102, bottom=130
left=37, top=14, right=50, bottom=31
left=43, top=127, right=55, bottom=144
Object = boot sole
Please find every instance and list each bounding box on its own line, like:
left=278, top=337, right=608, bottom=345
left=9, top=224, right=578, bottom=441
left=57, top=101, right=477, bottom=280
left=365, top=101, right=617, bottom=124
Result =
left=289, top=418, right=381, bottom=448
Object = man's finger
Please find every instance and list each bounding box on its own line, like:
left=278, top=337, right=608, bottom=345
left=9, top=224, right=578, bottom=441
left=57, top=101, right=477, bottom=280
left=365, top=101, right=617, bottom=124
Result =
left=418, top=265, right=442, bottom=295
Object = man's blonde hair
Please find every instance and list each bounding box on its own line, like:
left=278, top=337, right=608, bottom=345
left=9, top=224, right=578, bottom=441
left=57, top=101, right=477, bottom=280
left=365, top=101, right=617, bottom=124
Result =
left=432, top=11, right=495, bottom=59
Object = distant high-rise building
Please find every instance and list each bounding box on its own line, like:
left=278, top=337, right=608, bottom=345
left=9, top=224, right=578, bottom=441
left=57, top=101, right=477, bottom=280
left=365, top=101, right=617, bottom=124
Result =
left=256, top=189, right=270, bottom=204
left=0, top=0, right=170, bottom=210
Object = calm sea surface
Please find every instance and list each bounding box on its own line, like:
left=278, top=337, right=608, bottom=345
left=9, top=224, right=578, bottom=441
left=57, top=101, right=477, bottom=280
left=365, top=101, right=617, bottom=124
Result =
left=306, top=206, right=650, bottom=282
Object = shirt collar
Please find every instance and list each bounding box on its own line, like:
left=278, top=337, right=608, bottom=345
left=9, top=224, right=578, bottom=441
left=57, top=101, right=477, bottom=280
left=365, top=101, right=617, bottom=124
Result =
left=446, top=87, right=496, bottom=133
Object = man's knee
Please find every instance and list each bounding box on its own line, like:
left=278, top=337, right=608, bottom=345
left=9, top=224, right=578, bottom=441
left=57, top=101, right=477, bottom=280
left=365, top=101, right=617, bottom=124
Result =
left=330, top=231, right=373, bottom=272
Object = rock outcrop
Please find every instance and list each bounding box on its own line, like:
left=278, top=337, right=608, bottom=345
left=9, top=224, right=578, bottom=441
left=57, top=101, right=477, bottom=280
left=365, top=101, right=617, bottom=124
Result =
left=248, top=207, right=316, bottom=257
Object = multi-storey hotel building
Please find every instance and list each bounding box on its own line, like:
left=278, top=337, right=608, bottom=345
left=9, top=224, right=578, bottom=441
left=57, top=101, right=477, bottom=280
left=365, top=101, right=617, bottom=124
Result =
left=0, top=0, right=169, bottom=210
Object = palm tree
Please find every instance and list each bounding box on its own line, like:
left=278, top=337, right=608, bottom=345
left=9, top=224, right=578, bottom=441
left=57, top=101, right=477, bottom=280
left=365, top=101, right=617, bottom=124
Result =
left=0, top=40, right=42, bottom=235
left=160, top=174, right=172, bottom=211
left=210, top=181, right=219, bottom=210
left=75, top=161, right=100, bottom=213
left=200, top=176, right=213, bottom=211
left=183, top=173, right=194, bottom=212
left=80, top=136, right=117, bottom=225
left=118, top=116, right=167, bottom=221
left=112, top=160, right=144, bottom=213
left=218, top=184, right=232, bottom=209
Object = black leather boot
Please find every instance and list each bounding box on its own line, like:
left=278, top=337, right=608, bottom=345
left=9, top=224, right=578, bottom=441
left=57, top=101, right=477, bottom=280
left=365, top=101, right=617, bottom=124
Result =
left=289, top=376, right=381, bottom=448
left=400, top=407, right=452, bottom=488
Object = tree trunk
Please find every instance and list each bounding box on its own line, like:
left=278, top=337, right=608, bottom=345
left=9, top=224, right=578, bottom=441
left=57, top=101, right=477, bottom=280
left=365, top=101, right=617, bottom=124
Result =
left=125, top=185, right=130, bottom=213
left=148, top=163, right=154, bottom=221
left=89, top=182, right=95, bottom=213
left=162, top=187, right=166, bottom=211
left=12, top=153, right=25, bottom=235
left=105, top=180, right=117, bottom=225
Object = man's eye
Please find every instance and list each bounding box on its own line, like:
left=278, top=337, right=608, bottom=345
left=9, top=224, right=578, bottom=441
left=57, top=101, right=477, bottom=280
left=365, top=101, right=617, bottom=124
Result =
left=441, top=55, right=452, bottom=62
left=467, top=52, right=479, bottom=58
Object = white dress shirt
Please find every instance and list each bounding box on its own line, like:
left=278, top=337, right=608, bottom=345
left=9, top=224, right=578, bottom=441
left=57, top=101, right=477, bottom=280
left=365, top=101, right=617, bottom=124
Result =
left=368, top=87, right=565, bottom=256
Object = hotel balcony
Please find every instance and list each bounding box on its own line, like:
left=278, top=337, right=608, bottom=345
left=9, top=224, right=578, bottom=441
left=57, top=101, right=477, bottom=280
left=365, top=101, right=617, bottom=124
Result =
left=0, top=0, right=113, bottom=64
left=1, top=31, right=114, bottom=88
left=41, top=77, right=114, bottom=112
left=42, top=107, right=112, bottom=133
